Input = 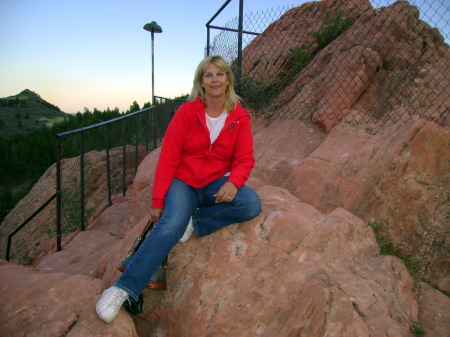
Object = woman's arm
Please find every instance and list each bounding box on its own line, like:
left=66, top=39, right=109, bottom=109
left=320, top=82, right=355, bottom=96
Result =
left=227, top=116, right=255, bottom=190
left=149, top=208, right=164, bottom=222
left=151, top=105, right=189, bottom=208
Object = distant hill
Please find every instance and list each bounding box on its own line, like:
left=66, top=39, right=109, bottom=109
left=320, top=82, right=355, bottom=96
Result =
left=0, top=89, right=70, bottom=138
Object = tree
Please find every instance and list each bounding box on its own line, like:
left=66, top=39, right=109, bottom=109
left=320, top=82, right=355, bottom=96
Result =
left=174, top=93, right=189, bottom=100
left=0, top=185, right=14, bottom=223
left=75, top=111, right=83, bottom=124
left=93, top=108, right=102, bottom=123
left=17, top=121, right=22, bottom=129
left=15, top=112, right=21, bottom=119
left=128, top=101, right=140, bottom=114
left=0, top=119, right=4, bottom=128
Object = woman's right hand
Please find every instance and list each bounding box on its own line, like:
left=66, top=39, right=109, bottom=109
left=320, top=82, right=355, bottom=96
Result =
left=150, top=208, right=164, bottom=222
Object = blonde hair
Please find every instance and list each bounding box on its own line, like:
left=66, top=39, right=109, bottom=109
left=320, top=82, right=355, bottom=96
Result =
left=189, top=55, right=241, bottom=113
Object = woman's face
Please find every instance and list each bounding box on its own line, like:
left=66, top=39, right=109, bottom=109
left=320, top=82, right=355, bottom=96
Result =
left=201, top=62, right=230, bottom=101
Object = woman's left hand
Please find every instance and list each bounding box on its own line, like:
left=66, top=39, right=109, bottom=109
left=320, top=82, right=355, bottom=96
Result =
left=214, top=182, right=238, bottom=203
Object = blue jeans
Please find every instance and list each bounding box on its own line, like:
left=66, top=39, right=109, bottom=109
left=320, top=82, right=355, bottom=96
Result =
left=114, top=176, right=262, bottom=301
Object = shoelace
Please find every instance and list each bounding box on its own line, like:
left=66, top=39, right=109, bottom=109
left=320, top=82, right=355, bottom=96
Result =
left=105, top=289, right=126, bottom=308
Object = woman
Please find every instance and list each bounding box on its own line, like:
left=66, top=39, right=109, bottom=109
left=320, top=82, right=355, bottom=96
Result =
left=96, top=55, right=262, bottom=323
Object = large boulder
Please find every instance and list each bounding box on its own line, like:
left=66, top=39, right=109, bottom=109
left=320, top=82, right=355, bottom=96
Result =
left=93, top=181, right=450, bottom=336
left=0, top=259, right=138, bottom=336
left=0, top=260, right=112, bottom=336
left=252, top=117, right=450, bottom=293
left=0, top=197, right=138, bottom=337
left=1, top=148, right=449, bottom=336
left=36, top=230, right=120, bottom=277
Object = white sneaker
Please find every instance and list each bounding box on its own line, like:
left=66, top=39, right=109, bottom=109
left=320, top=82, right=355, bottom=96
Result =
left=179, top=217, right=194, bottom=243
left=96, top=286, right=129, bottom=323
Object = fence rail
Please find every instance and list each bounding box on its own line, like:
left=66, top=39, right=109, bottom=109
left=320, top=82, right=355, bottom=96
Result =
left=5, top=192, right=58, bottom=261
left=208, top=0, right=450, bottom=130
left=54, top=97, right=184, bottom=249
left=5, top=96, right=184, bottom=259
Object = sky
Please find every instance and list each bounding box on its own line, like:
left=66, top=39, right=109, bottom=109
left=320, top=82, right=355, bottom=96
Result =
left=0, top=0, right=302, bottom=114
left=1, top=0, right=449, bottom=114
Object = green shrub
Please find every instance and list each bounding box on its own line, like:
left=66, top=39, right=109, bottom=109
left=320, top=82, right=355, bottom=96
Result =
left=237, top=6, right=355, bottom=113
left=367, top=220, right=395, bottom=255
left=410, top=322, right=426, bottom=336
left=238, top=74, right=285, bottom=112
left=290, top=45, right=315, bottom=74
left=312, top=8, right=354, bottom=49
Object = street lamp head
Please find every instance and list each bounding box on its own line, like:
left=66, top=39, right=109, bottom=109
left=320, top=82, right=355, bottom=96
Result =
left=143, top=21, right=162, bottom=33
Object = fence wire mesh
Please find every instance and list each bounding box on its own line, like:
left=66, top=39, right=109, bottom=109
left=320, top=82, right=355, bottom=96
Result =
left=56, top=97, right=185, bottom=237
left=207, top=0, right=450, bottom=129
left=154, top=97, right=186, bottom=141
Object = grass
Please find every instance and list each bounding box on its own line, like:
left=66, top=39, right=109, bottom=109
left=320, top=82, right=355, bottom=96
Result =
left=312, top=8, right=354, bottom=49
left=367, top=220, right=395, bottom=255
left=239, top=6, right=355, bottom=112
left=367, top=220, right=450, bottom=303
left=366, top=221, right=439, bottom=337
left=0, top=89, right=69, bottom=137
left=410, top=322, right=426, bottom=336
left=39, top=116, right=66, bottom=127
left=290, top=44, right=315, bottom=75
left=367, top=220, right=426, bottom=278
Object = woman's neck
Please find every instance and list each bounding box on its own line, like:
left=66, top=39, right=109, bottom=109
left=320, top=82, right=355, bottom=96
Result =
left=205, top=96, right=226, bottom=118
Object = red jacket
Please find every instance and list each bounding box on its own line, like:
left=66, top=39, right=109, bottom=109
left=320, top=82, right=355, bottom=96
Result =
left=151, top=97, right=255, bottom=209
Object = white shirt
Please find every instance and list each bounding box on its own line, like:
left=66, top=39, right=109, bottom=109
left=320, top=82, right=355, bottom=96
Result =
left=205, top=110, right=230, bottom=176
left=205, top=110, right=227, bottom=144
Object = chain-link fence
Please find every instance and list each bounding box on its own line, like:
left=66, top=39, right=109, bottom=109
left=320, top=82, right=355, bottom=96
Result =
left=208, top=0, right=450, bottom=131
left=54, top=97, right=185, bottom=245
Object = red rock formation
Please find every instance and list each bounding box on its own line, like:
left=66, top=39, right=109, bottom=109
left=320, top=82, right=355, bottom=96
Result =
left=92, top=180, right=449, bottom=336
left=241, top=0, right=371, bottom=80
left=241, top=0, right=450, bottom=132
left=252, top=117, right=450, bottom=293
left=0, top=145, right=147, bottom=265
left=0, top=258, right=138, bottom=336
left=1, top=120, right=449, bottom=334
left=0, top=0, right=449, bottom=334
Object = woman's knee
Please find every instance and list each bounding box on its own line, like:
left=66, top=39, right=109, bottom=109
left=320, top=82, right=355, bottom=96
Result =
left=152, top=219, right=185, bottom=241
left=235, top=187, right=262, bottom=219
left=247, top=195, right=262, bottom=219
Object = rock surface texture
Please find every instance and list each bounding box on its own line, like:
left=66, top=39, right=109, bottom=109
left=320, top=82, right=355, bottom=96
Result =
left=251, top=118, right=450, bottom=294
left=0, top=0, right=449, bottom=335
left=242, top=0, right=450, bottom=131
left=1, top=120, right=449, bottom=335
left=109, top=183, right=450, bottom=336
left=2, top=181, right=448, bottom=336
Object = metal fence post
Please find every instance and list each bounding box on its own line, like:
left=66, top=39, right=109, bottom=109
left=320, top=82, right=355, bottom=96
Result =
left=164, top=99, right=168, bottom=133
left=207, top=26, right=210, bottom=56
left=56, top=136, right=62, bottom=251
left=152, top=107, right=156, bottom=150
left=206, top=0, right=232, bottom=57
left=80, top=130, right=85, bottom=231
left=106, top=124, right=111, bottom=206
left=135, top=114, right=139, bottom=175
left=122, top=118, right=126, bottom=196
left=236, top=0, right=244, bottom=95
left=146, top=109, right=149, bottom=152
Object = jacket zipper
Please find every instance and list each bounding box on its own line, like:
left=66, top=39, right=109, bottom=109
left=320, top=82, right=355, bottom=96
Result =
left=196, top=113, right=240, bottom=186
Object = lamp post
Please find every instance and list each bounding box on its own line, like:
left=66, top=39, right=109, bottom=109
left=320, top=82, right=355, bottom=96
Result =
left=143, top=21, right=162, bottom=150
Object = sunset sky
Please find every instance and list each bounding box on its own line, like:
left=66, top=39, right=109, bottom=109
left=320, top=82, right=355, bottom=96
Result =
left=1, top=0, right=448, bottom=114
